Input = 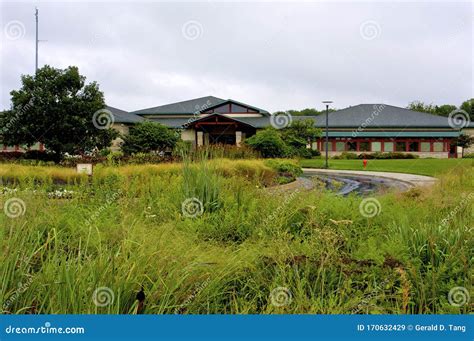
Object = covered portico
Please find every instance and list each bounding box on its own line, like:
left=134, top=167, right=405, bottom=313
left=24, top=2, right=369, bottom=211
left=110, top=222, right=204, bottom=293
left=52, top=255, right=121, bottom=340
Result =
left=185, top=114, right=257, bottom=147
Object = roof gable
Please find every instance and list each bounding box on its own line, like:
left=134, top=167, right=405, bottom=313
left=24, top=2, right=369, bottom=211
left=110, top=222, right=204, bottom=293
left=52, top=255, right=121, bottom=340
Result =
left=132, top=96, right=269, bottom=116
left=132, top=96, right=226, bottom=116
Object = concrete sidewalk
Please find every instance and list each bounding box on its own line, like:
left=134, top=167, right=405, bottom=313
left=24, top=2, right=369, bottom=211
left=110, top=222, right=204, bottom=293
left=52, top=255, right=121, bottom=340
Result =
left=302, top=168, right=438, bottom=188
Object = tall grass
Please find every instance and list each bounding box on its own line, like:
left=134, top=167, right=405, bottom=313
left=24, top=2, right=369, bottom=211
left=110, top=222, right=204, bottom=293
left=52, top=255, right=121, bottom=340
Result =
left=0, top=160, right=472, bottom=314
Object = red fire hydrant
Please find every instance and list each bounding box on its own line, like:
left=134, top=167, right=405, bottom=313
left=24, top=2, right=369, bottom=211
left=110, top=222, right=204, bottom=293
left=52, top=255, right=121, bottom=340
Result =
left=363, top=159, right=368, bottom=169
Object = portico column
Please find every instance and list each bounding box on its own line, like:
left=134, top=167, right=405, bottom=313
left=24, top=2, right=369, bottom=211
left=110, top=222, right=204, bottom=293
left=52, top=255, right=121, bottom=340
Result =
left=197, top=131, right=204, bottom=147
left=235, top=131, right=242, bottom=147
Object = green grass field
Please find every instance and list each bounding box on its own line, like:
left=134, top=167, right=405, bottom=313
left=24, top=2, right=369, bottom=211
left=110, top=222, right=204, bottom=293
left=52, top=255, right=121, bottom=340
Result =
left=300, top=158, right=474, bottom=176
left=1, top=159, right=472, bottom=314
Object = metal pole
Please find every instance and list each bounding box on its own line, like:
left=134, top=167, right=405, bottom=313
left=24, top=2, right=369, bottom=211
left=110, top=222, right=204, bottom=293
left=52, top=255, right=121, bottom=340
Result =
left=325, top=104, right=329, bottom=168
left=35, top=8, right=38, bottom=73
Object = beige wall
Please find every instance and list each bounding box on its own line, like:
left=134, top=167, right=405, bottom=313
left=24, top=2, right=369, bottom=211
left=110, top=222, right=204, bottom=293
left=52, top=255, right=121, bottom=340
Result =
left=111, top=123, right=130, bottom=151
left=462, top=128, right=474, bottom=155
left=181, top=129, right=195, bottom=142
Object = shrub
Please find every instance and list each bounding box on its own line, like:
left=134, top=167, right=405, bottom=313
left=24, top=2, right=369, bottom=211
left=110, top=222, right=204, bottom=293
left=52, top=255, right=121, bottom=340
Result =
left=245, top=128, right=288, bottom=158
left=122, top=121, right=180, bottom=155
left=333, top=152, right=358, bottom=160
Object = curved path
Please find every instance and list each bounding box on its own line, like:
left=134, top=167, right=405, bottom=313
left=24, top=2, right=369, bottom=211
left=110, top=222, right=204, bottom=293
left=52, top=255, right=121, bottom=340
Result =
left=302, top=168, right=438, bottom=188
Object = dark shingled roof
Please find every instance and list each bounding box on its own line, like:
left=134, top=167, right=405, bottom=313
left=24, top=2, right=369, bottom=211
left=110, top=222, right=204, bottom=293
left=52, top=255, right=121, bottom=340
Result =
left=107, top=106, right=145, bottom=124
left=311, top=104, right=458, bottom=128
left=132, top=96, right=269, bottom=115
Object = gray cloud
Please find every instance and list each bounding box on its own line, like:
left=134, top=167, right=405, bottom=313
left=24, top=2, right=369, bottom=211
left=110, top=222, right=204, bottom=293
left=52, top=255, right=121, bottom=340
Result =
left=0, top=1, right=471, bottom=113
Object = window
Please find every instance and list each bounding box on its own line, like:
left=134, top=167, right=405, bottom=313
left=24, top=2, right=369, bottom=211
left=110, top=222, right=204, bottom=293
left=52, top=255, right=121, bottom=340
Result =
left=359, top=142, right=370, bottom=152
left=347, top=141, right=357, bottom=151
left=433, top=142, right=443, bottom=152
left=214, top=104, right=230, bottom=113
left=231, top=104, right=248, bottom=113
left=420, top=142, right=431, bottom=152
left=335, top=142, right=345, bottom=151
left=408, top=141, right=419, bottom=152
left=371, top=142, right=382, bottom=152
left=384, top=142, right=394, bottom=152
left=322, top=141, right=333, bottom=151
left=396, top=141, right=406, bottom=152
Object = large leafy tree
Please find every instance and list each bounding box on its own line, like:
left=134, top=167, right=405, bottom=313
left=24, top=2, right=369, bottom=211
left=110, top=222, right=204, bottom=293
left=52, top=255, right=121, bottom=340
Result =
left=121, top=121, right=180, bottom=154
left=1, top=65, right=117, bottom=160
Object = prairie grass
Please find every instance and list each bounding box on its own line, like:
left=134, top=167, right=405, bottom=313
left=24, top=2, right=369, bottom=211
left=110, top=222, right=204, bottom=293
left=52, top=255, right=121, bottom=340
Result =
left=0, top=159, right=472, bottom=314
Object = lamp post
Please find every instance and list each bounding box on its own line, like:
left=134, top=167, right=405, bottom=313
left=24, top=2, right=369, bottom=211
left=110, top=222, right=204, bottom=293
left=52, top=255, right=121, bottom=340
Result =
left=322, top=101, right=333, bottom=169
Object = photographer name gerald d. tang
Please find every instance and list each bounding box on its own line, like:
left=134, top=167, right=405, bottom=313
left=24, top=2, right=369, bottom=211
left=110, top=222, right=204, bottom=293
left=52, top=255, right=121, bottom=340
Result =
left=415, top=324, right=466, bottom=333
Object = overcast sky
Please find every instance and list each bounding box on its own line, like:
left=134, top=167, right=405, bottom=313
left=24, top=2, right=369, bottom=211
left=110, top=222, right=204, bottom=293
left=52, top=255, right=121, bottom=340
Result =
left=0, top=1, right=472, bottom=113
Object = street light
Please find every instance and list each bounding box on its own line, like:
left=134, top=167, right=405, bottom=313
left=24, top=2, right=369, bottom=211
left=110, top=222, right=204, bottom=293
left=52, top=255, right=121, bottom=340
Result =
left=322, top=101, right=333, bottom=169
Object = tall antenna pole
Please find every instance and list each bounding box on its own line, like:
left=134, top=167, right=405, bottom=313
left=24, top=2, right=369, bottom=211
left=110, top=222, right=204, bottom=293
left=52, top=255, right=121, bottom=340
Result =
left=35, top=7, right=38, bottom=73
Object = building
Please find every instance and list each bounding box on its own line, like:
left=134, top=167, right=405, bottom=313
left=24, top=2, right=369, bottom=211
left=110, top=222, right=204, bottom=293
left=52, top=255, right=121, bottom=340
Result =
left=2, top=96, right=472, bottom=158
left=111, top=96, right=472, bottom=158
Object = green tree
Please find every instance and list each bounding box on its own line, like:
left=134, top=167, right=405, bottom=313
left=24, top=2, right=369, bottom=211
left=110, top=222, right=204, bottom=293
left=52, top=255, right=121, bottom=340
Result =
left=434, top=104, right=457, bottom=117
left=460, top=99, right=473, bottom=121
left=451, top=133, right=474, bottom=158
left=407, top=101, right=436, bottom=114
left=122, top=121, right=180, bottom=154
left=0, top=65, right=116, bottom=160
left=245, top=128, right=288, bottom=158
left=281, top=119, right=321, bottom=156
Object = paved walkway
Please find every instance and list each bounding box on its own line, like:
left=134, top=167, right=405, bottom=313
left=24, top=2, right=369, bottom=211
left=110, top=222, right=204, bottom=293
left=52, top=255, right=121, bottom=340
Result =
left=302, top=168, right=438, bottom=188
